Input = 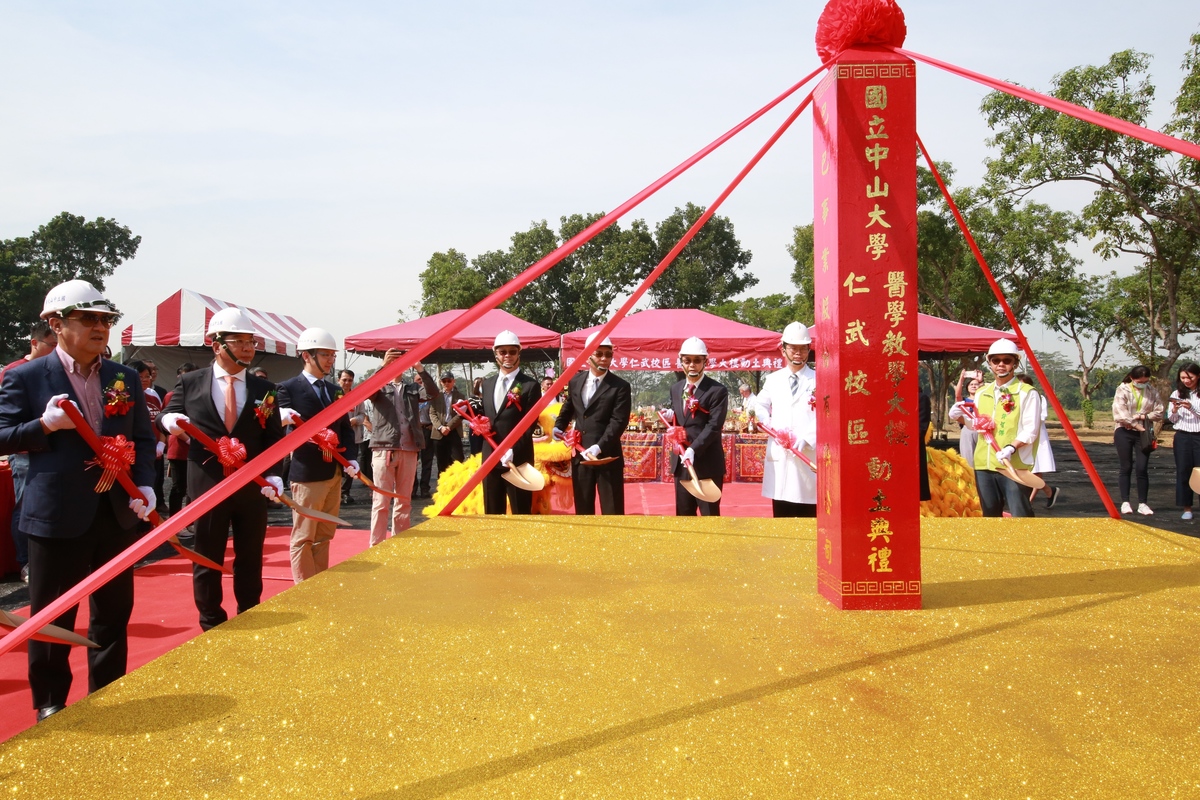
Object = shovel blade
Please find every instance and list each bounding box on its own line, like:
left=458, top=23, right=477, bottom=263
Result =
left=501, top=463, right=545, bottom=492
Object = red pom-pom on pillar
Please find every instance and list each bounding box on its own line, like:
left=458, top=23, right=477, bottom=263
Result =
left=815, top=0, right=907, bottom=61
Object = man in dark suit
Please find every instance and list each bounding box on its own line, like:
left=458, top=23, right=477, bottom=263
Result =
left=553, top=332, right=631, bottom=515
left=0, top=279, right=156, bottom=721
left=666, top=336, right=728, bottom=516
left=276, top=327, right=357, bottom=583
left=429, top=370, right=466, bottom=478
left=480, top=331, right=542, bottom=514
left=159, top=307, right=285, bottom=631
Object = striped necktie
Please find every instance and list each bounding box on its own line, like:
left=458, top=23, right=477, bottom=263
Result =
left=790, top=373, right=798, bottom=398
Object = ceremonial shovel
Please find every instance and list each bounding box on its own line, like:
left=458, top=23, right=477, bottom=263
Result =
left=961, top=405, right=1045, bottom=490
left=657, top=411, right=721, bottom=503
left=57, top=399, right=230, bottom=575
left=562, top=428, right=619, bottom=466
left=755, top=420, right=817, bottom=472
left=175, top=419, right=350, bottom=526
left=288, top=414, right=404, bottom=501
left=452, top=400, right=545, bottom=491
left=0, top=609, right=98, bottom=648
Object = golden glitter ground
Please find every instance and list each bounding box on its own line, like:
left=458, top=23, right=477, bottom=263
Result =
left=3, top=516, right=1199, bottom=798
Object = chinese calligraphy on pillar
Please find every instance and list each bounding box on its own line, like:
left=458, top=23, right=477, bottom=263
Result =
left=812, top=50, right=921, bottom=610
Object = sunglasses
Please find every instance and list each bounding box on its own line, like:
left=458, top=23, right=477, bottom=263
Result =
left=989, top=357, right=1016, bottom=366
left=66, top=312, right=119, bottom=328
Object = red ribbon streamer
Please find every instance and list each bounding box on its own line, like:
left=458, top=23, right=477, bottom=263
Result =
left=916, top=134, right=1120, bottom=519
left=438, top=86, right=820, bottom=515
left=756, top=420, right=817, bottom=472
left=0, top=60, right=833, bottom=659
left=896, top=47, right=1200, bottom=163
left=216, top=436, right=247, bottom=477
left=87, top=434, right=136, bottom=493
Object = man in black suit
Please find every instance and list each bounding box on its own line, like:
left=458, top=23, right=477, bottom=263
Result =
left=666, top=336, right=728, bottom=516
left=159, top=307, right=285, bottom=631
left=0, top=279, right=156, bottom=721
left=553, top=332, right=631, bottom=515
left=480, top=331, right=542, bottom=514
left=276, top=327, right=357, bottom=583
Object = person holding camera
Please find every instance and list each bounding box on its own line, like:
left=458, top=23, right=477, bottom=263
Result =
left=1168, top=363, right=1200, bottom=520
left=366, top=349, right=437, bottom=543
left=948, top=368, right=983, bottom=467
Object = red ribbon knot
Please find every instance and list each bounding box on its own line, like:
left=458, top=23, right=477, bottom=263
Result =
left=88, top=435, right=136, bottom=493
left=563, top=428, right=583, bottom=452
left=216, top=436, right=247, bottom=476
left=311, top=428, right=343, bottom=462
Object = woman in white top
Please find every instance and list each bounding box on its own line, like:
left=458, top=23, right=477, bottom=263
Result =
left=1167, top=362, right=1200, bottom=521
left=947, top=370, right=982, bottom=466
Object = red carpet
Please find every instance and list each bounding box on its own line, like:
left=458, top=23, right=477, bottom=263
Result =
left=0, top=482, right=769, bottom=742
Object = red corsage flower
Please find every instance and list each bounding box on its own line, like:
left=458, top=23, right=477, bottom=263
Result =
left=684, top=393, right=709, bottom=415
left=999, top=390, right=1015, bottom=414
left=103, top=376, right=133, bottom=417
left=254, top=390, right=278, bottom=428
left=505, top=384, right=522, bottom=412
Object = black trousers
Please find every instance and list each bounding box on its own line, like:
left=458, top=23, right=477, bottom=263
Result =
left=772, top=499, right=816, bottom=518
left=357, top=440, right=373, bottom=482
left=189, top=481, right=267, bottom=631
left=435, top=431, right=464, bottom=474
left=27, top=499, right=138, bottom=710
left=572, top=457, right=625, bottom=515
left=167, top=458, right=189, bottom=516
left=154, top=456, right=166, bottom=511
left=1114, top=426, right=1151, bottom=504
left=674, top=474, right=723, bottom=516
left=415, top=428, right=434, bottom=492
left=1175, top=430, right=1200, bottom=507
left=482, top=469, right=533, bottom=514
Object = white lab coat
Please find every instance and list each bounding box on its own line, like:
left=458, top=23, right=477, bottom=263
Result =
left=754, top=365, right=817, bottom=504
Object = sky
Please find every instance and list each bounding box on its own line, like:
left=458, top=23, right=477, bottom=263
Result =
left=1, top=1, right=1196, bottom=370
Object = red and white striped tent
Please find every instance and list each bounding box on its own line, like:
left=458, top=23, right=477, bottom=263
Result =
left=120, top=289, right=308, bottom=382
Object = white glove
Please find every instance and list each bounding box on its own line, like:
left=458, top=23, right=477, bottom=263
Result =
left=261, top=476, right=285, bottom=501
left=41, top=395, right=77, bottom=432
left=551, top=428, right=564, bottom=442
left=160, top=412, right=190, bottom=436
left=344, top=460, right=360, bottom=478
left=500, top=449, right=514, bottom=467
left=279, top=408, right=302, bottom=426
left=661, top=409, right=675, bottom=424
left=681, top=447, right=695, bottom=467
left=129, top=487, right=156, bottom=521
left=155, top=441, right=166, bottom=458
left=996, top=445, right=1016, bottom=463
left=583, top=445, right=601, bottom=461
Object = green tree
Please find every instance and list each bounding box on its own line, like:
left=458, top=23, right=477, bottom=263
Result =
left=0, top=212, right=140, bottom=361
left=417, top=249, right=490, bottom=317
left=981, top=43, right=1200, bottom=379
left=648, top=203, right=757, bottom=309
left=1039, top=273, right=1121, bottom=419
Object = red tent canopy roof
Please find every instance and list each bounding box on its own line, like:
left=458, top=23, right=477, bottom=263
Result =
left=344, top=309, right=561, bottom=361
left=562, top=309, right=784, bottom=371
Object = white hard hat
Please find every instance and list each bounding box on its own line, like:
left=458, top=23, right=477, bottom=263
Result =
left=297, top=327, right=337, bottom=351
left=207, top=307, right=257, bottom=337
left=40, top=279, right=120, bottom=320
left=493, top=330, right=521, bottom=348
left=679, top=336, right=708, bottom=357
left=986, top=339, right=1021, bottom=359
left=584, top=331, right=614, bottom=349
left=781, top=321, right=811, bottom=346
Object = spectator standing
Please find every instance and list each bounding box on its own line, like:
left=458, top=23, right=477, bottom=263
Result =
left=338, top=369, right=364, bottom=504
left=128, top=360, right=167, bottom=514
left=948, top=369, right=982, bottom=466
left=737, top=383, right=756, bottom=412
left=163, top=363, right=197, bottom=518
left=1168, top=362, right=1200, bottom=521
left=1112, top=365, right=1164, bottom=516
left=414, top=388, right=434, bottom=498
left=1, top=320, right=58, bottom=583
left=430, top=371, right=465, bottom=475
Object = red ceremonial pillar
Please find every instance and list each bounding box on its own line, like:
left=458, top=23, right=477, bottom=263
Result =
left=812, top=48, right=921, bottom=610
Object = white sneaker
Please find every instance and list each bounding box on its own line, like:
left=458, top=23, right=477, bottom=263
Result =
left=1121, top=502, right=1133, bottom=514
left=1183, top=511, right=1193, bottom=521
left=1137, top=503, right=1154, bottom=516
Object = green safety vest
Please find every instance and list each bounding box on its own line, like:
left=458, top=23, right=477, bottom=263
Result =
left=973, top=379, right=1038, bottom=471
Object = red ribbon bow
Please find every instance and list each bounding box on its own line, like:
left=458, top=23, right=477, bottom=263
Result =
left=88, top=435, right=136, bottom=493
left=311, top=428, right=343, bottom=462
left=563, top=428, right=583, bottom=452
left=216, top=436, right=247, bottom=476
left=453, top=400, right=494, bottom=439
left=972, top=413, right=996, bottom=434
